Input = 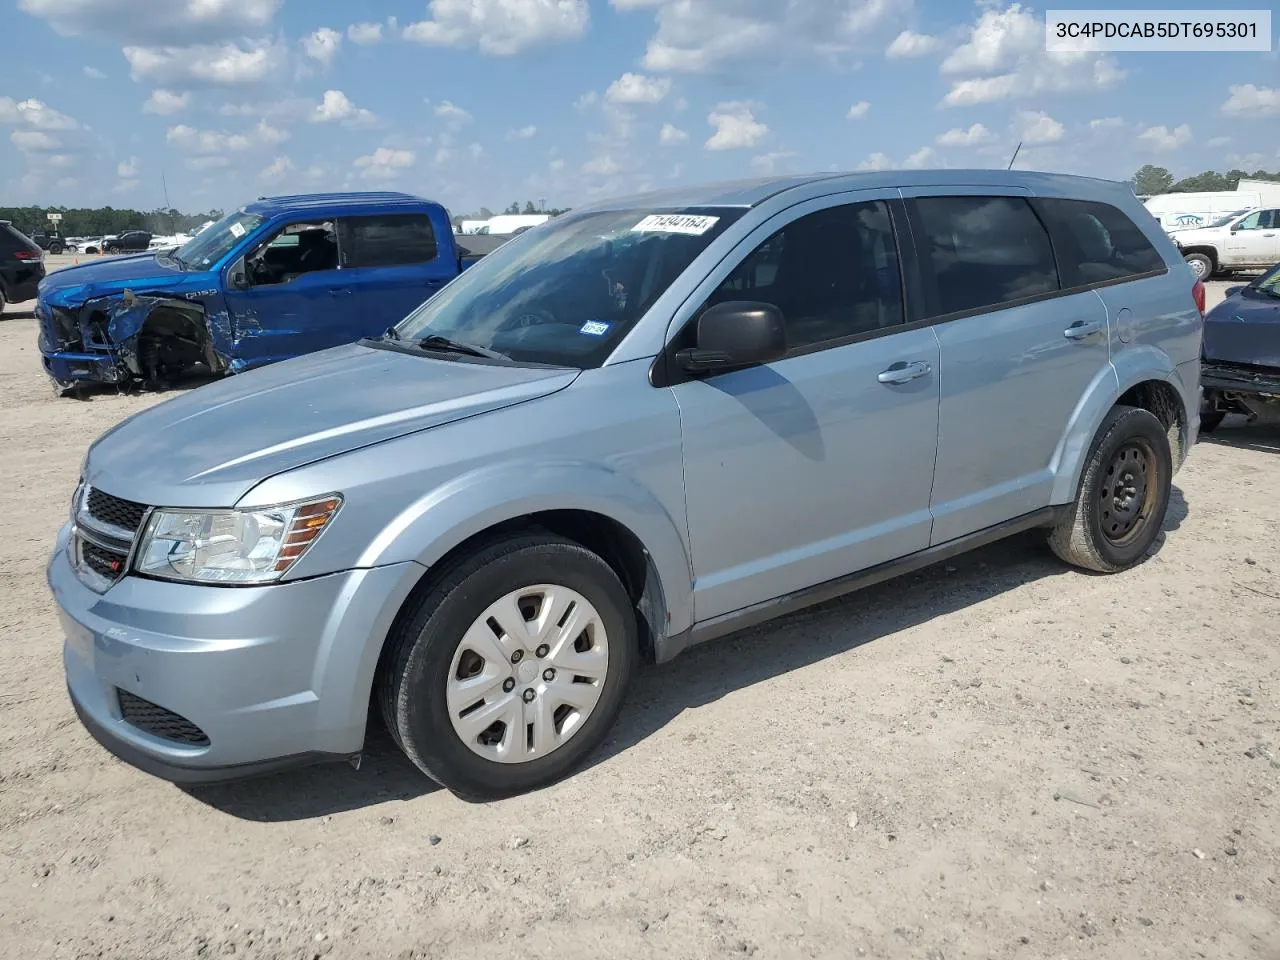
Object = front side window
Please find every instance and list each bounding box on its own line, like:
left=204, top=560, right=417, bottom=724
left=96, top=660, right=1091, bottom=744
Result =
left=1235, top=210, right=1278, bottom=231
left=913, top=196, right=1059, bottom=316
left=697, top=201, right=904, bottom=352
left=340, top=214, right=437, bottom=268
left=245, top=220, right=338, bottom=286
left=1035, top=198, right=1165, bottom=287
left=395, top=207, right=743, bottom=367
left=175, top=209, right=265, bottom=269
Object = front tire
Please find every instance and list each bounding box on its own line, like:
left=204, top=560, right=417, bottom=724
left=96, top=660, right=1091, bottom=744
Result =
left=1183, top=252, right=1213, bottom=280
left=1048, top=405, right=1172, bottom=573
left=106, top=245, right=120, bottom=255
left=377, top=532, right=637, bottom=800
left=0, top=286, right=7, bottom=315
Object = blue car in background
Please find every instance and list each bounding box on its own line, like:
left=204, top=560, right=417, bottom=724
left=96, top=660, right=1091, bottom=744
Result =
left=1200, top=260, right=1280, bottom=432
left=36, top=192, right=503, bottom=393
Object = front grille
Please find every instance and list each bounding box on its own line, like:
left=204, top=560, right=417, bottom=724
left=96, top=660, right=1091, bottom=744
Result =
left=117, top=690, right=210, bottom=746
left=80, top=539, right=128, bottom=579
left=86, top=487, right=147, bottom=534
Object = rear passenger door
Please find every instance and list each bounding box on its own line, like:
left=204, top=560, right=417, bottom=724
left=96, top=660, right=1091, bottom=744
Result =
left=337, top=213, right=454, bottom=339
left=903, top=190, right=1111, bottom=544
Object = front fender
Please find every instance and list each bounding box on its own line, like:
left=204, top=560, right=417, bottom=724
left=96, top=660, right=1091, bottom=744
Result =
left=355, top=458, right=696, bottom=637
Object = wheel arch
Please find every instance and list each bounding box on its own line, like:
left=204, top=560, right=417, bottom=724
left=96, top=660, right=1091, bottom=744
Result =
left=1179, top=245, right=1218, bottom=269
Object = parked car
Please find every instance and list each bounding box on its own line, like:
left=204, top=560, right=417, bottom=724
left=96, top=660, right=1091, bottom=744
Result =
left=1200, top=260, right=1280, bottom=431
left=29, top=232, right=69, bottom=255
left=1172, top=207, right=1280, bottom=279
left=37, top=192, right=500, bottom=392
left=0, top=220, right=47, bottom=314
left=49, top=170, right=1203, bottom=799
left=76, top=237, right=105, bottom=254
left=101, top=230, right=153, bottom=254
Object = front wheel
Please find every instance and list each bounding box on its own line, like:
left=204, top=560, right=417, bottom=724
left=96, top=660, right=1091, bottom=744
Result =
left=48, top=244, right=63, bottom=255
left=1184, top=252, right=1213, bottom=280
left=106, top=245, right=120, bottom=254
left=377, top=532, right=637, bottom=800
left=1048, top=405, right=1172, bottom=573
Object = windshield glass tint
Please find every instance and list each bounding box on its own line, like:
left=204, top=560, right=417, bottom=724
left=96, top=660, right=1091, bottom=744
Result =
left=1255, top=263, right=1280, bottom=296
left=1210, top=210, right=1250, bottom=227
left=175, top=210, right=265, bottom=268
left=396, top=207, right=742, bottom=367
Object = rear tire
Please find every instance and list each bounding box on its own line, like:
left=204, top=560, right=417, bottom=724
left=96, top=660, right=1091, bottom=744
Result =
left=1183, top=252, right=1213, bottom=280
left=377, top=532, right=637, bottom=801
left=48, top=243, right=63, bottom=255
left=1048, top=405, right=1172, bottom=573
left=0, top=287, right=7, bottom=315
left=106, top=245, right=120, bottom=255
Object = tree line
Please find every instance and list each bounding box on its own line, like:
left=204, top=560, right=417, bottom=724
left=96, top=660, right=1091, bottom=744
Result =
left=1130, top=165, right=1280, bottom=197
left=0, top=205, right=224, bottom=238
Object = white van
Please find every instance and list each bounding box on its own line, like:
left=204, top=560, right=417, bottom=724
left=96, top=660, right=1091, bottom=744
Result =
left=482, top=214, right=551, bottom=236
left=459, top=220, right=490, bottom=235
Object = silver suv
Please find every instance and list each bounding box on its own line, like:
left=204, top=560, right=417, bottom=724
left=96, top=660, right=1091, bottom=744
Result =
left=50, top=171, right=1205, bottom=800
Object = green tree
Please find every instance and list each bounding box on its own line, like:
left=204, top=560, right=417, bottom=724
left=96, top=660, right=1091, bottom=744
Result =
left=1170, top=170, right=1230, bottom=192
left=1132, top=164, right=1174, bottom=195
left=522, top=200, right=537, bottom=214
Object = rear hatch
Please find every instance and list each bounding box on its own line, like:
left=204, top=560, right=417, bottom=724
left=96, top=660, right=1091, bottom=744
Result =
left=0, top=221, right=47, bottom=295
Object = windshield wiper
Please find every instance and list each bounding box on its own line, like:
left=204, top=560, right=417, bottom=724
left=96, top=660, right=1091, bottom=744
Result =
left=415, top=333, right=507, bottom=361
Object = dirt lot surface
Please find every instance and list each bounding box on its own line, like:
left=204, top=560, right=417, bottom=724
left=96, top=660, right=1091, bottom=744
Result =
left=1, top=272, right=1277, bottom=959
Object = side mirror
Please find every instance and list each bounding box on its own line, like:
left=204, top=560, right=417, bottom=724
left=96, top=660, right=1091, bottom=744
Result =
left=676, top=301, right=787, bottom=372
left=228, top=257, right=249, bottom=290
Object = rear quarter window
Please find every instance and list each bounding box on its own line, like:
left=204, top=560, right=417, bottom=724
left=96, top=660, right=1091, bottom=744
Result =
left=340, top=214, right=438, bottom=268
left=1034, top=198, right=1166, bottom=288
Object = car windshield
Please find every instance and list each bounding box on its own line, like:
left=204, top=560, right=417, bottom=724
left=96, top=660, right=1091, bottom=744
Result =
left=395, top=207, right=743, bottom=367
left=174, top=209, right=265, bottom=268
left=1253, top=263, right=1280, bottom=298
left=1210, top=210, right=1251, bottom=227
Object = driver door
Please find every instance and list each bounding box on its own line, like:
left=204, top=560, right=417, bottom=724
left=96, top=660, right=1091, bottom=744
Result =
left=1225, top=209, right=1280, bottom=267
left=221, top=219, right=352, bottom=370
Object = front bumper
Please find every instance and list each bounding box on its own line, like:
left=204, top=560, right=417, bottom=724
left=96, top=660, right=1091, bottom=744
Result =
left=49, top=525, right=424, bottom=782
left=1202, top=360, right=1280, bottom=396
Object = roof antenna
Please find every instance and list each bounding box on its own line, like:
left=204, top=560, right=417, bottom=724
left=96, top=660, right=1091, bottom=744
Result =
left=1006, top=141, right=1022, bottom=170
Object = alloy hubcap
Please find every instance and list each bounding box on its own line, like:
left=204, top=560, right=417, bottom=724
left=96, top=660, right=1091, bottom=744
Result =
left=1099, top=441, right=1155, bottom=544
left=446, top=584, right=609, bottom=764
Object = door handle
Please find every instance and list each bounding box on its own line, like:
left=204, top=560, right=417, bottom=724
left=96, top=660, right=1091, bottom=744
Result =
left=327, top=287, right=353, bottom=297
left=1064, top=319, right=1103, bottom=340
left=877, top=360, right=932, bottom=385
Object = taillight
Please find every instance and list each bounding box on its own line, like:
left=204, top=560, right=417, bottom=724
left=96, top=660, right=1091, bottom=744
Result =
left=1192, top=278, right=1205, bottom=316
left=13, top=249, right=41, bottom=261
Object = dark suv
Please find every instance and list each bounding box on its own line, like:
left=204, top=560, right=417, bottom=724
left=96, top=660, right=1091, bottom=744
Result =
left=30, top=232, right=69, bottom=255
left=0, top=221, right=46, bottom=315
left=103, top=230, right=152, bottom=254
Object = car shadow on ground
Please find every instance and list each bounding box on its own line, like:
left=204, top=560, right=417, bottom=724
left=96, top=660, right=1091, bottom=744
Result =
left=0, top=308, right=36, bottom=320
left=1200, top=419, right=1280, bottom=456
left=186, top=487, right=1194, bottom=824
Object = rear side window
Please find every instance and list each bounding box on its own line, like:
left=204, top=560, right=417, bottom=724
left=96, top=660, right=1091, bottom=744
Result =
left=912, top=196, right=1059, bottom=316
left=340, top=214, right=437, bottom=268
left=1035, top=198, right=1166, bottom=287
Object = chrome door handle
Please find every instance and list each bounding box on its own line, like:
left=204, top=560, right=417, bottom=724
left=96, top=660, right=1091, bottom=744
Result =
left=1064, top=319, right=1103, bottom=340
left=877, top=360, right=932, bottom=385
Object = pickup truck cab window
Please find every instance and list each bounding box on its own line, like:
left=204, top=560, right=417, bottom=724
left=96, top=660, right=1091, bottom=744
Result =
left=395, top=207, right=743, bottom=368
left=339, top=214, right=437, bottom=267
left=1236, top=209, right=1279, bottom=230
left=246, top=220, right=339, bottom=286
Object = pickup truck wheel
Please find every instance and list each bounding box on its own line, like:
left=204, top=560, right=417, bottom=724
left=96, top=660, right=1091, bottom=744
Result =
left=378, top=533, right=637, bottom=800
left=1183, top=252, right=1213, bottom=280
left=1048, top=405, right=1172, bottom=573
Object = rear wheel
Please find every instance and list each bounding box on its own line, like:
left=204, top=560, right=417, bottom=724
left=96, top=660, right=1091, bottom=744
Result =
left=377, top=532, right=637, bottom=800
left=1183, top=252, right=1213, bottom=280
left=106, top=245, right=120, bottom=255
left=1049, top=405, right=1172, bottom=573
left=0, top=286, right=7, bottom=315
left=48, top=243, right=63, bottom=255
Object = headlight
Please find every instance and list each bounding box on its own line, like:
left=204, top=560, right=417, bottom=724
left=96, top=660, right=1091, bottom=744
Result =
left=135, top=495, right=342, bottom=585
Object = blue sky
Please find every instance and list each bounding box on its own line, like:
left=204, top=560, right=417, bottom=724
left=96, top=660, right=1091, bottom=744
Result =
left=2, top=0, right=1278, bottom=215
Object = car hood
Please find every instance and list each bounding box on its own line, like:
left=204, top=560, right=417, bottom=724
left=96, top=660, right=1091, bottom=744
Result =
left=83, top=342, right=579, bottom=508
left=1203, top=290, right=1280, bottom=368
left=1170, top=226, right=1225, bottom=244
left=38, top=253, right=189, bottom=306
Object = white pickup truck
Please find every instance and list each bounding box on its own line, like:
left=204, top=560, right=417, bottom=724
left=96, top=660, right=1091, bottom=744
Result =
left=1172, top=207, right=1280, bottom=279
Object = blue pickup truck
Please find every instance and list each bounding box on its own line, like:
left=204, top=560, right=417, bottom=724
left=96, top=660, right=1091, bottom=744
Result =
left=36, top=192, right=504, bottom=392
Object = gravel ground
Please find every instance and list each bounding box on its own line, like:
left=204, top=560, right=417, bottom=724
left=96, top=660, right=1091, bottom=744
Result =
left=1, top=269, right=1277, bottom=960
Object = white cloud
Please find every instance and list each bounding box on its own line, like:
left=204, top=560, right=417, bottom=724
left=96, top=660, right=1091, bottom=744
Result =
left=253, top=119, right=290, bottom=144
left=404, top=0, right=589, bottom=55
left=18, top=0, right=280, bottom=44
left=47, top=154, right=76, bottom=169
left=1016, top=110, right=1064, bottom=145
left=936, top=123, right=991, bottom=147
left=582, top=154, right=621, bottom=176
left=302, top=27, right=342, bottom=66
left=659, top=122, right=688, bottom=145
left=1138, top=123, right=1192, bottom=151
left=185, top=155, right=231, bottom=171
left=1221, top=84, right=1280, bottom=116
left=1089, top=116, right=1124, bottom=130
left=347, top=21, right=383, bottom=44
left=856, top=151, right=893, bottom=171
left=0, top=97, right=78, bottom=130
left=434, top=99, right=472, bottom=123
left=705, top=101, right=768, bottom=151
left=506, top=124, right=537, bottom=140
left=355, top=146, right=415, bottom=180
left=940, top=3, right=1124, bottom=107
left=143, top=89, right=190, bottom=115
left=166, top=123, right=252, bottom=153
left=616, top=0, right=897, bottom=73
left=117, top=156, right=139, bottom=178
left=260, top=155, right=294, bottom=182
left=885, top=30, right=940, bottom=58
left=1205, top=135, right=1232, bottom=148
left=11, top=129, right=60, bottom=151
left=605, top=72, right=671, bottom=105
left=846, top=100, right=870, bottom=119
left=751, top=150, right=797, bottom=174
left=312, top=90, right=376, bottom=125
left=904, top=146, right=937, bottom=169
left=125, top=41, right=281, bottom=86
left=82, top=66, right=107, bottom=79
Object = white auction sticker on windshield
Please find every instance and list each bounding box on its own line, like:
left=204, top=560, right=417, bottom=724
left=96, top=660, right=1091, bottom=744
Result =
left=229, top=222, right=246, bottom=238
left=631, top=214, right=720, bottom=236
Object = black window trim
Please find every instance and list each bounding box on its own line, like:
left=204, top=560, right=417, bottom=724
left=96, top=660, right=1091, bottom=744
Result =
left=339, top=212, right=439, bottom=268
left=650, top=196, right=919, bottom=388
